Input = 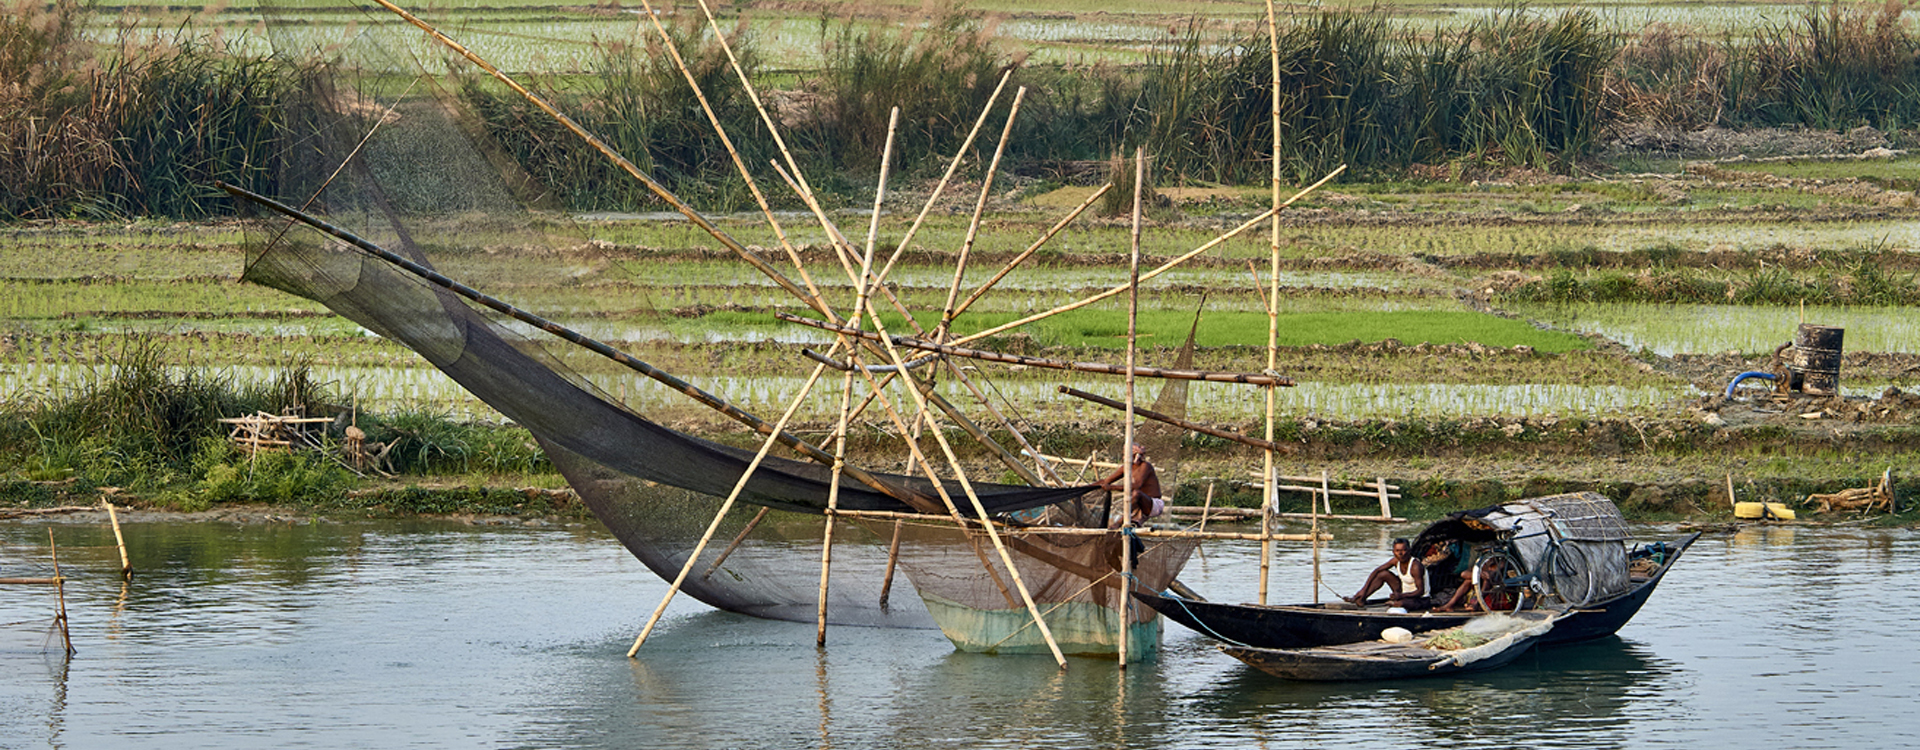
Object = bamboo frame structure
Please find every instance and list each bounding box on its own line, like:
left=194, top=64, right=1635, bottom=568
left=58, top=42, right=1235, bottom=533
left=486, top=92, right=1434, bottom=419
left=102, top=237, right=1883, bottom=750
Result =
left=342, top=1, right=1360, bottom=664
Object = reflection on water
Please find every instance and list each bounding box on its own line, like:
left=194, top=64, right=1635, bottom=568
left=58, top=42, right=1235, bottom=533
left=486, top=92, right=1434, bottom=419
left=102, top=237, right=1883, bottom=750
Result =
left=1, top=518, right=1914, bottom=749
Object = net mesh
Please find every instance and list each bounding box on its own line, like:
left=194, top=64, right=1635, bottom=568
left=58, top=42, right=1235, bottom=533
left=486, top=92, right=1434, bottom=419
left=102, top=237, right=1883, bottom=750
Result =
left=880, top=521, right=1198, bottom=654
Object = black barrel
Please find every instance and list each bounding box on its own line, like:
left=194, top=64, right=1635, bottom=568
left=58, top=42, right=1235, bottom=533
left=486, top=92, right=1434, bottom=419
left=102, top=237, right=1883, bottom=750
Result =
left=1789, top=324, right=1844, bottom=395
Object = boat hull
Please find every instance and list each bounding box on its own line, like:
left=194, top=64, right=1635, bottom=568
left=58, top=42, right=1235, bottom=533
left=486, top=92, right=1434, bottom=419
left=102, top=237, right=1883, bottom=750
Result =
left=1221, top=610, right=1561, bottom=681
left=1141, top=532, right=1699, bottom=649
left=1221, top=628, right=1544, bottom=681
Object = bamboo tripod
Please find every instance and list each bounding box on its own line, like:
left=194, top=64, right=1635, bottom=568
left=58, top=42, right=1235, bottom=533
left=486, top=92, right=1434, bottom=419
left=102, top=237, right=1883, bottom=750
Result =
left=349, top=0, right=1346, bottom=667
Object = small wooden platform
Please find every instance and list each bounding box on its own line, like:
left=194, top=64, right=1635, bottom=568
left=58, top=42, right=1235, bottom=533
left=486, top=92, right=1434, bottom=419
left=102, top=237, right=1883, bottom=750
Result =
left=218, top=411, right=334, bottom=455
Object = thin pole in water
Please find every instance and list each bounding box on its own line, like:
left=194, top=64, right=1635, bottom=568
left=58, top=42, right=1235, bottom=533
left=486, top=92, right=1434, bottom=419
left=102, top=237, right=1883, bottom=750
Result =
left=104, top=497, right=129, bottom=579
left=1119, top=147, right=1145, bottom=669
left=50, top=529, right=73, bottom=656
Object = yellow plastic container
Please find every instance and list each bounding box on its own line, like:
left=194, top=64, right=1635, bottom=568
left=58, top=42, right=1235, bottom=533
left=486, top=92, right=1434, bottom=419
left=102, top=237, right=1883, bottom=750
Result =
left=1734, top=501, right=1795, bottom=520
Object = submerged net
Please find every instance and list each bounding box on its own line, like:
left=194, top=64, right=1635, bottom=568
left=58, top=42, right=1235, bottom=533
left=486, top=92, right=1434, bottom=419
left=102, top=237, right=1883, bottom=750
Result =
left=879, top=521, right=1198, bottom=656
left=239, top=10, right=1117, bottom=627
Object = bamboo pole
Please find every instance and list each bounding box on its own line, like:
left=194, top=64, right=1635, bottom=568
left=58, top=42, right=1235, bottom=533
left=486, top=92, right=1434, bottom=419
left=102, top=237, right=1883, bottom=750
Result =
left=1322, top=470, right=1334, bottom=516
left=1118, top=147, right=1145, bottom=668
left=818, top=107, right=900, bottom=646
left=50, top=529, right=72, bottom=656
left=1311, top=495, right=1323, bottom=603
left=824, top=511, right=1328, bottom=541
left=629, top=360, right=838, bottom=657
left=777, top=314, right=1290, bottom=385
left=1198, top=483, right=1216, bottom=535
left=1313, top=469, right=1327, bottom=603
left=1259, top=0, right=1284, bottom=609
left=949, top=184, right=1111, bottom=323
left=817, top=359, right=855, bottom=645
left=218, top=183, right=929, bottom=510
left=1261, top=467, right=1276, bottom=606
left=701, top=506, right=770, bottom=581
left=103, top=498, right=129, bottom=579
left=1059, top=386, right=1293, bottom=454
left=879, top=520, right=904, bottom=609
left=939, top=86, right=1027, bottom=340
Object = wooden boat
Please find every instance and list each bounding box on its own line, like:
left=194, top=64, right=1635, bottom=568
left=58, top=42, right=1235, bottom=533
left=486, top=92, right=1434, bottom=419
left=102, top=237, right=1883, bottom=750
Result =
left=1138, top=493, right=1700, bottom=649
left=1221, top=610, right=1563, bottom=681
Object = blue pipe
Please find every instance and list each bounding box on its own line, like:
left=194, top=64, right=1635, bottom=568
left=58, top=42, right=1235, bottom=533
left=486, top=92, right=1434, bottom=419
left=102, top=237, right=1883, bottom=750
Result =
left=1724, top=371, right=1777, bottom=399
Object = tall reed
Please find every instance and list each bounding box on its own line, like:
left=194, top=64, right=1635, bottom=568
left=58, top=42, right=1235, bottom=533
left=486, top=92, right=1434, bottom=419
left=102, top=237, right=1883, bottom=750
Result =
left=0, top=0, right=297, bottom=220
left=463, top=13, right=771, bottom=211
left=804, top=5, right=1014, bottom=175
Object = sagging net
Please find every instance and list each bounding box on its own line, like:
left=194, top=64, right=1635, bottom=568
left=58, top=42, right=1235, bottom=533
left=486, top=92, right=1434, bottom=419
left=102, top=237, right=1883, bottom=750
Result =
left=877, top=520, right=1199, bottom=655
left=239, top=8, right=1118, bottom=628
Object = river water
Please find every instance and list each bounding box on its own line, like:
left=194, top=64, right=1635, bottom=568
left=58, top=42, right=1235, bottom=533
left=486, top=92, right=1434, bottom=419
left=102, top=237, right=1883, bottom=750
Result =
left=0, top=516, right=1911, bottom=749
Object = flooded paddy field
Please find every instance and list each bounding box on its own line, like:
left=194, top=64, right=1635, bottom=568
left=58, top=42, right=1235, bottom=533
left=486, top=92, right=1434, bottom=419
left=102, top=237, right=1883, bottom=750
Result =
left=6, top=175, right=1920, bottom=424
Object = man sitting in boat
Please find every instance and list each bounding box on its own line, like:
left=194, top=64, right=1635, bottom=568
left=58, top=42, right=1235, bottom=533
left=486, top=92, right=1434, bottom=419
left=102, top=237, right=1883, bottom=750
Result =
left=1344, top=538, right=1430, bottom=611
left=1099, top=444, right=1163, bottom=526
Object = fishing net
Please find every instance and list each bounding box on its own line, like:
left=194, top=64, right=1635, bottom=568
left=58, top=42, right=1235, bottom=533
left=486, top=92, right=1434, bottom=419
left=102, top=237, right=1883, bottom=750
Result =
left=878, top=520, right=1198, bottom=656
left=239, top=6, right=1116, bottom=628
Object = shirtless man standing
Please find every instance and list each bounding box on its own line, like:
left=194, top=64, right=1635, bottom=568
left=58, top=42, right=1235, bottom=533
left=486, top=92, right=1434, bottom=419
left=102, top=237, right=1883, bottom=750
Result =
left=1099, top=444, right=1163, bottom=526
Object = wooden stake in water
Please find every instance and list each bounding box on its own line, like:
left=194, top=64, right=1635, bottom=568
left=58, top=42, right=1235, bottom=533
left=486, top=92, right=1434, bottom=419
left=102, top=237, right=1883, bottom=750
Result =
left=104, top=498, right=130, bottom=579
left=879, top=520, right=904, bottom=609
left=1199, top=483, right=1216, bottom=534
left=50, top=529, right=73, bottom=656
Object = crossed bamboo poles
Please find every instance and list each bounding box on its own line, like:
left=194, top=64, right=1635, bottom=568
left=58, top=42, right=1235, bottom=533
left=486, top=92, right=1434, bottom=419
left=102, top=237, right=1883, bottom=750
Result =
left=361, top=0, right=1335, bottom=669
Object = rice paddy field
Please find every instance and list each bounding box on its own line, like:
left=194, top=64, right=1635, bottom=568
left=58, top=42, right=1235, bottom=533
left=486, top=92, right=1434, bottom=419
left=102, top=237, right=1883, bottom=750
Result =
left=83, top=0, right=1880, bottom=75
left=5, top=162, right=1918, bottom=425
left=7, top=0, right=1920, bottom=512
